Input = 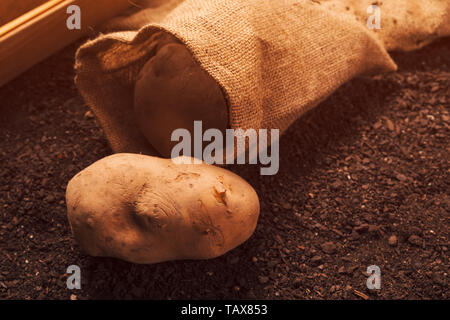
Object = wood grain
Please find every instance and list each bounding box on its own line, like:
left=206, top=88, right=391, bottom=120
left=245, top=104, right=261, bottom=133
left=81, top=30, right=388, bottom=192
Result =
left=0, top=0, right=48, bottom=25
left=0, top=0, right=132, bottom=87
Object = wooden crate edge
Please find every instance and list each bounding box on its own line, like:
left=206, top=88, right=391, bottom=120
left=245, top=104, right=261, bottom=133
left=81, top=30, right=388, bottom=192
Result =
left=0, top=0, right=132, bottom=87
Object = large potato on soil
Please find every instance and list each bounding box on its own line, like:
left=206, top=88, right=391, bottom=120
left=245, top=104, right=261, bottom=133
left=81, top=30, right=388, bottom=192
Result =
left=66, top=154, right=259, bottom=264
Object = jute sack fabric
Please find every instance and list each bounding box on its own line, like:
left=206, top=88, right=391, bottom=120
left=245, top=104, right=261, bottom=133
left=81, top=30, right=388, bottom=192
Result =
left=75, top=0, right=450, bottom=154
left=320, top=0, right=450, bottom=51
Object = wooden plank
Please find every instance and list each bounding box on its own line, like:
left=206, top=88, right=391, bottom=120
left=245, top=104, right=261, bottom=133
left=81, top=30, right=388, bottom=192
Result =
left=0, top=0, right=47, bottom=25
left=0, top=0, right=66, bottom=38
left=0, top=0, right=132, bottom=87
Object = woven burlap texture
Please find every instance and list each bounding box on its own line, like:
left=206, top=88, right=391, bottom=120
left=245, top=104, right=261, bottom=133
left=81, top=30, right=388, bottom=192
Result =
left=75, top=0, right=450, bottom=154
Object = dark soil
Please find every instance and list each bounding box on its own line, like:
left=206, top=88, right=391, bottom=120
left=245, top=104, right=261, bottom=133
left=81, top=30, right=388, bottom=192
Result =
left=0, top=37, right=448, bottom=300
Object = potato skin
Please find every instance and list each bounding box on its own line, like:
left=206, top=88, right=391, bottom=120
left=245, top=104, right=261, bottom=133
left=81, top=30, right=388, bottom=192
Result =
left=134, top=41, right=229, bottom=158
left=66, top=154, right=259, bottom=264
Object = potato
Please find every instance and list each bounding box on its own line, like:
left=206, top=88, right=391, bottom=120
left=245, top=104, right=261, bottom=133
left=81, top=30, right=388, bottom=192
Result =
left=66, top=153, right=259, bottom=264
left=134, top=41, right=229, bottom=158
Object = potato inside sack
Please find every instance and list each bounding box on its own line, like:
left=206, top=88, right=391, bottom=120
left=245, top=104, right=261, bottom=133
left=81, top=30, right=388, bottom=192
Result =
left=66, top=153, right=260, bottom=264
left=134, top=40, right=229, bottom=158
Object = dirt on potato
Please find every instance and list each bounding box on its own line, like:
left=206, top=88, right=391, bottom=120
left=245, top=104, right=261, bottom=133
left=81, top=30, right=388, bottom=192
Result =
left=0, top=37, right=448, bottom=300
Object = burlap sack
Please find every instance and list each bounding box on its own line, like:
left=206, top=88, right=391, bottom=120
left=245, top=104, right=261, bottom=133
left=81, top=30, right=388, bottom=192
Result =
left=75, top=0, right=450, bottom=154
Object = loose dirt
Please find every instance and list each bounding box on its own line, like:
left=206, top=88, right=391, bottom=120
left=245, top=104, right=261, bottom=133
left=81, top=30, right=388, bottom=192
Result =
left=0, top=38, right=448, bottom=299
